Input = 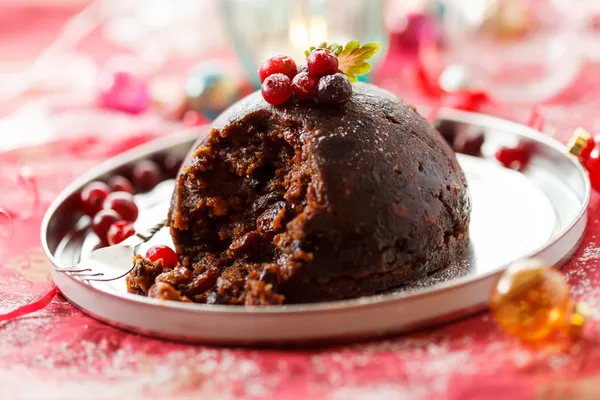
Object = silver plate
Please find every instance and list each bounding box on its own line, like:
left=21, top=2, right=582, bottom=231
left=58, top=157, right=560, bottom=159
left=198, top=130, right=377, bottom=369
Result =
left=41, top=109, right=590, bottom=345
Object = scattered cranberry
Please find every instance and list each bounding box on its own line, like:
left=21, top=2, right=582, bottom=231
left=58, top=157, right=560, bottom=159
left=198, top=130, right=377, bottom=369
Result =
left=495, top=143, right=533, bottom=170
left=315, top=73, right=353, bottom=105
left=453, top=132, right=484, bottom=156
left=258, top=55, right=297, bottom=83
left=107, top=175, right=135, bottom=194
left=102, top=192, right=139, bottom=222
left=146, top=245, right=178, bottom=268
left=261, top=73, right=293, bottom=105
left=163, top=153, right=184, bottom=177
left=132, top=160, right=162, bottom=191
left=107, top=221, right=135, bottom=245
left=80, top=181, right=111, bottom=217
left=292, top=72, right=320, bottom=100
left=92, top=209, right=122, bottom=243
left=307, top=48, right=339, bottom=77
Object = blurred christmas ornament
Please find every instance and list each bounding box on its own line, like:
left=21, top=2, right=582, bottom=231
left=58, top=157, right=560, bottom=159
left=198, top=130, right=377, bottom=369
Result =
left=567, top=128, right=600, bottom=192
left=490, top=259, right=589, bottom=345
left=567, top=128, right=594, bottom=162
left=97, top=59, right=151, bottom=114
left=184, top=61, right=242, bottom=120
left=482, top=0, right=532, bottom=40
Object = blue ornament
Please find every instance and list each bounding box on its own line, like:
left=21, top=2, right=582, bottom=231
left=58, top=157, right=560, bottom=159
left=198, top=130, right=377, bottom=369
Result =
left=185, top=61, right=241, bottom=120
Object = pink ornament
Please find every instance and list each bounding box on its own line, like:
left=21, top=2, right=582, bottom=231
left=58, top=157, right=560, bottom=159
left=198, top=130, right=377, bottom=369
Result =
left=98, top=71, right=151, bottom=114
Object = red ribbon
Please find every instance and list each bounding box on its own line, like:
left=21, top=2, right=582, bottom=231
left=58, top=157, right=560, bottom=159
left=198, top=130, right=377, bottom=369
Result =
left=0, top=285, right=58, bottom=322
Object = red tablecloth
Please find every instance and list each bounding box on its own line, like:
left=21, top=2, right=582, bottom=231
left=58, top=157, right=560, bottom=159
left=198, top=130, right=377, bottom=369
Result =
left=3, top=3, right=600, bottom=400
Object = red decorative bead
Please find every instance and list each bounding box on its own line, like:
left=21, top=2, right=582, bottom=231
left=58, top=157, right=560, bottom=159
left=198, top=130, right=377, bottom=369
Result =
left=258, top=55, right=298, bottom=83
left=292, top=72, right=320, bottom=100
left=307, top=48, right=339, bottom=77
left=102, top=192, right=139, bottom=222
left=261, top=73, right=293, bottom=105
left=91, top=209, right=122, bottom=243
left=132, top=160, right=162, bottom=191
left=107, top=175, right=135, bottom=194
left=80, top=181, right=111, bottom=217
left=107, top=221, right=135, bottom=245
left=146, top=245, right=178, bottom=268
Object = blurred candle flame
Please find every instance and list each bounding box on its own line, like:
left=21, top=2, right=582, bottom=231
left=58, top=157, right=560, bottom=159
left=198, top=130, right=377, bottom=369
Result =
left=288, top=16, right=328, bottom=59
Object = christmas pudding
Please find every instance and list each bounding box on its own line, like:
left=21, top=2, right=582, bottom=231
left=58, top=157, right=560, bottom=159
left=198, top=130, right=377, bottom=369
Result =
left=126, top=42, right=471, bottom=305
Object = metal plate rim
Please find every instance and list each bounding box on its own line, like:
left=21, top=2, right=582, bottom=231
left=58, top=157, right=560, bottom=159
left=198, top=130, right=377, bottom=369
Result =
left=41, top=109, right=591, bottom=318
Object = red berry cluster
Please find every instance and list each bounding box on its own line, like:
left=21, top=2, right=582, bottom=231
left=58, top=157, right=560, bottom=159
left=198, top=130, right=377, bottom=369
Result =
left=80, top=156, right=180, bottom=267
left=80, top=157, right=177, bottom=246
left=259, top=49, right=352, bottom=106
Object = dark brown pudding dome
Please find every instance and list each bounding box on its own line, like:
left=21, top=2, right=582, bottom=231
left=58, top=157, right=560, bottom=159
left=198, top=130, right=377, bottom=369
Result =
left=127, top=83, right=471, bottom=305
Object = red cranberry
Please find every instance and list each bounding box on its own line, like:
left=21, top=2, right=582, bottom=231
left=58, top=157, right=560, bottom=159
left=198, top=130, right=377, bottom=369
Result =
left=258, top=55, right=297, bottom=83
left=102, top=192, right=139, bottom=222
left=107, top=221, right=135, bottom=245
left=292, top=72, right=320, bottom=100
left=453, top=132, right=484, bottom=156
left=146, top=245, right=178, bottom=268
left=307, top=48, right=339, bottom=77
left=261, top=73, right=293, bottom=105
left=132, top=160, right=162, bottom=191
left=107, top=175, right=135, bottom=194
left=91, top=209, right=122, bottom=243
left=315, top=73, right=353, bottom=105
left=80, top=181, right=111, bottom=217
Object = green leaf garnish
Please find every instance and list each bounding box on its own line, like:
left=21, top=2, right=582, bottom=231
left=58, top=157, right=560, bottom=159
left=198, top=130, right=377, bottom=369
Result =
left=337, top=41, right=382, bottom=83
left=304, top=41, right=382, bottom=83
